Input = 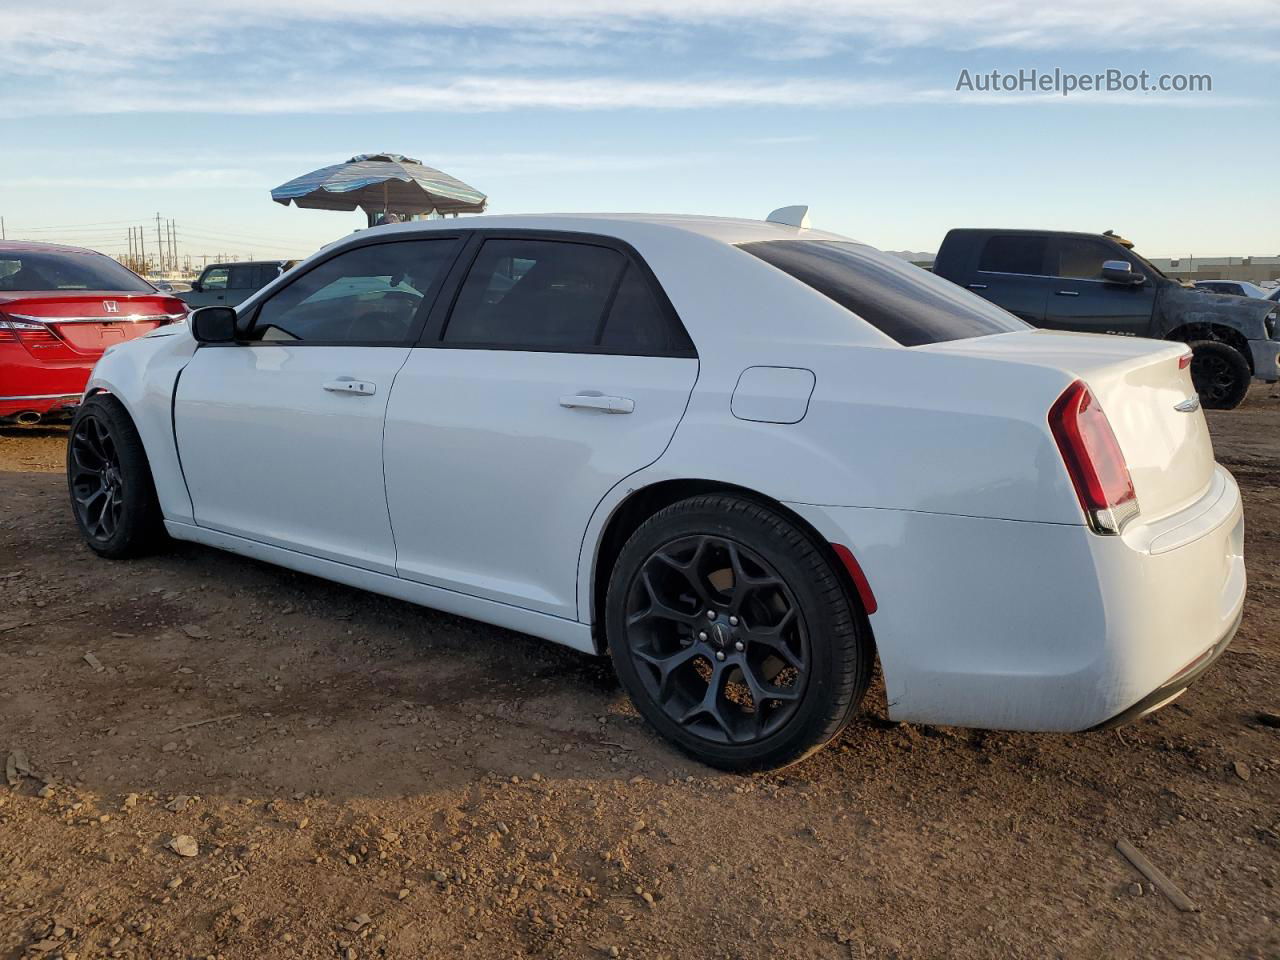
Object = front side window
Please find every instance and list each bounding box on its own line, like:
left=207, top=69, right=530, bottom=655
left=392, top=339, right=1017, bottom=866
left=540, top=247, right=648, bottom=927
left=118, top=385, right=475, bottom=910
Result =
left=201, top=268, right=230, bottom=290
left=741, top=240, right=1029, bottom=347
left=978, top=235, right=1048, bottom=276
left=443, top=237, right=694, bottom=355
left=0, top=251, right=153, bottom=292
left=1052, top=238, right=1129, bottom=281
left=247, top=239, right=458, bottom=344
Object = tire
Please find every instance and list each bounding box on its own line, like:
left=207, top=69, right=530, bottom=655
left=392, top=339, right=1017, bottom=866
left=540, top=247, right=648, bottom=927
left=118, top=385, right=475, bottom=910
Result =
left=66, top=394, right=168, bottom=559
left=1188, top=340, right=1250, bottom=410
left=605, top=494, right=873, bottom=771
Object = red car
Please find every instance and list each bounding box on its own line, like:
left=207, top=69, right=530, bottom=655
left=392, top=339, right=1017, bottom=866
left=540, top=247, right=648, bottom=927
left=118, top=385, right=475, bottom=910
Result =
left=0, top=241, right=188, bottom=423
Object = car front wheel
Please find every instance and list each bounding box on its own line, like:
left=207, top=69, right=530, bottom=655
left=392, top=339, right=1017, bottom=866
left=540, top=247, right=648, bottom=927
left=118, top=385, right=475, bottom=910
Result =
left=67, top=394, right=167, bottom=559
left=1188, top=340, right=1250, bottom=410
left=605, top=494, right=873, bottom=771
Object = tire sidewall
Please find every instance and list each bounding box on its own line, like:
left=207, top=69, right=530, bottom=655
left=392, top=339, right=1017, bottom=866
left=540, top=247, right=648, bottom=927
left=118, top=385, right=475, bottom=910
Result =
left=1189, top=340, right=1250, bottom=409
left=67, top=395, right=160, bottom=557
left=606, top=499, right=862, bottom=770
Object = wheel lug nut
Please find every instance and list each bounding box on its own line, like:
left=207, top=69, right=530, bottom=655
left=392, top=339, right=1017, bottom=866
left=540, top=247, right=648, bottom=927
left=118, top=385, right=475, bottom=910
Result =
left=706, top=610, right=716, bottom=620
left=698, top=631, right=708, bottom=641
left=729, top=616, right=739, bottom=626
left=715, top=651, right=726, bottom=661
left=734, top=641, right=744, bottom=651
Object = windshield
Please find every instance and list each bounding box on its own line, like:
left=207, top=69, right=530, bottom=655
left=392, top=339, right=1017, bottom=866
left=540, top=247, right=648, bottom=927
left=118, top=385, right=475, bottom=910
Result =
left=740, top=240, right=1029, bottom=346
left=0, top=250, right=153, bottom=293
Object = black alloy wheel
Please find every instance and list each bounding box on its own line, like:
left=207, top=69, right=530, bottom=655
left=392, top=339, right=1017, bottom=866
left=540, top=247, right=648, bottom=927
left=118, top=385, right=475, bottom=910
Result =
left=623, top=534, right=810, bottom=745
left=69, top=412, right=125, bottom=542
left=607, top=494, right=872, bottom=771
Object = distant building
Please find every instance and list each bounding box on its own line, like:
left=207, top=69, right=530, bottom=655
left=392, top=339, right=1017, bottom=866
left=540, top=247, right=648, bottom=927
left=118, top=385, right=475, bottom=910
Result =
left=1148, top=256, right=1280, bottom=285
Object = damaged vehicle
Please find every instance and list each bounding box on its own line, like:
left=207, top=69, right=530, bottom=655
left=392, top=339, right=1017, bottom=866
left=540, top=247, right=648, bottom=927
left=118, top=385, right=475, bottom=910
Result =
left=933, top=228, right=1279, bottom=408
left=67, top=211, right=1245, bottom=770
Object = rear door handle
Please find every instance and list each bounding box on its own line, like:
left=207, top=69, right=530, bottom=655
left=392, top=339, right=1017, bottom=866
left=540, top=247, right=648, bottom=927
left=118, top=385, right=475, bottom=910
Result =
left=323, top=378, right=376, bottom=396
left=1055, top=290, right=1080, bottom=297
left=967, top=283, right=988, bottom=290
left=559, top=392, right=634, bottom=414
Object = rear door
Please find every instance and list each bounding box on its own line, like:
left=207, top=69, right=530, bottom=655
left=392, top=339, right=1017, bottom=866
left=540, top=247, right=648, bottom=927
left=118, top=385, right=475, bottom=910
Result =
left=174, top=237, right=461, bottom=574
left=966, top=234, right=1052, bottom=325
left=1043, top=236, right=1156, bottom=336
left=384, top=232, right=699, bottom=619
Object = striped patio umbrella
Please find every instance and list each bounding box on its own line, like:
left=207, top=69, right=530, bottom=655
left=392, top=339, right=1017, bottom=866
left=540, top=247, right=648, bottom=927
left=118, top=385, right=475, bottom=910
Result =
left=270, top=153, right=487, bottom=224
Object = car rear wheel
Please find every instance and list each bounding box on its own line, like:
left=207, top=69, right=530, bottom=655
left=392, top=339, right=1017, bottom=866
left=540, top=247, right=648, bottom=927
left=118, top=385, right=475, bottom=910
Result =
left=67, top=394, right=167, bottom=559
left=605, top=494, right=873, bottom=771
left=1188, top=340, right=1250, bottom=410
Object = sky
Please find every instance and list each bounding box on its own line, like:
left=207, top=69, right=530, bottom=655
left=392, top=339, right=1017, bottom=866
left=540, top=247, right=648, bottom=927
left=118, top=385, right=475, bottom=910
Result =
left=1, top=0, right=1277, bottom=266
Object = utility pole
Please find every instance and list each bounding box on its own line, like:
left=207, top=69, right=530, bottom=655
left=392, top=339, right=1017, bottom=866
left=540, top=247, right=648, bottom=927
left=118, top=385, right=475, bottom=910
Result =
left=155, top=212, right=164, bottom=272
left=127, top=228, right=133, bottom=267
left=1, top=216, right=5, bottom=240
left=139, top=225, right=146, bottom=271
left=168, top=220, right=176, bottom=269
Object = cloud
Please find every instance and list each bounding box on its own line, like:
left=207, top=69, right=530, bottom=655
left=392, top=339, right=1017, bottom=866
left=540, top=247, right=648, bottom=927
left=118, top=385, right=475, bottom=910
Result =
left=1, top=0, right=1274, bottom=118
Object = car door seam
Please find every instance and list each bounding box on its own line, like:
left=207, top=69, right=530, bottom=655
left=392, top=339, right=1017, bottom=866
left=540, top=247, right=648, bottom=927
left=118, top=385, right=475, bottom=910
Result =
left=572, top=357, right=702, bottom=626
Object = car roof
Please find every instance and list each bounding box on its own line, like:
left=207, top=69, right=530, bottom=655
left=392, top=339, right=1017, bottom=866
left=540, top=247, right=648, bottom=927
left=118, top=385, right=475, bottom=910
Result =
left=0, top=239, right=104, bottom=256
left=345, top=213, right=857, bottom=248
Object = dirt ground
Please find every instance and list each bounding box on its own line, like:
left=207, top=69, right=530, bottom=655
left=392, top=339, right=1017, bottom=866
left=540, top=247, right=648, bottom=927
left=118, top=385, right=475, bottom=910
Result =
left=1, top=387, right=1277, bottom=960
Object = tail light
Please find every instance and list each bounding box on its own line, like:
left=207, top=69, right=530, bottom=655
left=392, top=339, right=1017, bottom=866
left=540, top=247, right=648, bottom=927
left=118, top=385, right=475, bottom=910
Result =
left=160, top=297, right=190, bottom=323
left=0, top=315, right=59, bottom=345
left=1049, top=380, right=1139, bottom=535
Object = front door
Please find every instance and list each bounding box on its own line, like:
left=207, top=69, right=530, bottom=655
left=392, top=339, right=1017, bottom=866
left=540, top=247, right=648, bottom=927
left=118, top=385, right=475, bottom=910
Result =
left=174, top=236, right=460, bottom=574
left=1042, top=236, right=1156, bottom=336
left=384, top=234, right=700, bottom=619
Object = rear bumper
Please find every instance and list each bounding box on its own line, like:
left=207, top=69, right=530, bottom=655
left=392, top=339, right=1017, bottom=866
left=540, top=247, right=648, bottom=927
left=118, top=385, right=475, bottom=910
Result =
left=0, top=392, right=81, bottom=419
left=1250, top=338, right=1280, bottom=382
left=1085, top=609, right=1238, bottom=729
left=789, top=464, right=1245, bottom=731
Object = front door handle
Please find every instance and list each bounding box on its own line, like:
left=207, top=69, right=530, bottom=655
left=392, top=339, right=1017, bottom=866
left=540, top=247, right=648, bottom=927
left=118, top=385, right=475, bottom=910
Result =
left=323, top=378, right=376, bottom=396
left=559, top=392, right=634, bottom=414
left=1055, top=290, right=1080, bottom=297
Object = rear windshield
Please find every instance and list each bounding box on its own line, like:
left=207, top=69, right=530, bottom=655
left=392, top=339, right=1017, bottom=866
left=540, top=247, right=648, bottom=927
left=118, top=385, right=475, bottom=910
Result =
left=0, top=251, right=153, bottom=293
left=740, top=240, right=1029, bottom=347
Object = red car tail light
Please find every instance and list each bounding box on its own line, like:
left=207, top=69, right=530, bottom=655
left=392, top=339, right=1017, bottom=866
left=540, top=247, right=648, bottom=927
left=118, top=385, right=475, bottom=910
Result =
left=0, top=316, right=59, bottom=345
left=1049, top=380, right=1139, bottom=535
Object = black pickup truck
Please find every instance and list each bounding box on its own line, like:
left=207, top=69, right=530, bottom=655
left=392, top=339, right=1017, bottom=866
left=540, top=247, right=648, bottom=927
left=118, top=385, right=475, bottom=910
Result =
left=933, top=229, right=1280, bottom=408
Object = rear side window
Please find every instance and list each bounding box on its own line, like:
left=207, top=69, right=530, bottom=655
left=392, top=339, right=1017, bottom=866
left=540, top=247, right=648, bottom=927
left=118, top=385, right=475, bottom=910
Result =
left=978, top=235, right=1048, bottom=276
left=0, top=251, right=152, bottom=293
left=740, top=240, right=1028, bottom=347
left=444, top=238, right=694, bottom=356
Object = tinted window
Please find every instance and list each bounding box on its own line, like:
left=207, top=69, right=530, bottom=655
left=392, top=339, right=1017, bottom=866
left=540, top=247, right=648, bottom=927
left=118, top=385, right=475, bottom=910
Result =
left=741, top=240, right=1029, bottom=347
left=0, top=250, right=152, bottom=293
left=599, top=264, right=695, bottom=355
left=978, top=235, right=1048, bottom=276
left=248, top=239, right=457, bottom=344
left=228, top=264, right=260, bottom=289
left=1053, top=238, right=1125, bottom=280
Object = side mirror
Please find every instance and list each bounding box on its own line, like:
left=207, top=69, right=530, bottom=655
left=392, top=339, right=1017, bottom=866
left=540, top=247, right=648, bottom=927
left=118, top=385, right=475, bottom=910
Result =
left=1101, top=260, right=1144, bottom=285
left=190, top=306, right=238, bottom=344
left=189, top=280, right=203, bottom=293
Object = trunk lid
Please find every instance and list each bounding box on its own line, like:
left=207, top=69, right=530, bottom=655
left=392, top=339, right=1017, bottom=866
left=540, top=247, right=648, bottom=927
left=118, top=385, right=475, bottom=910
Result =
left=926, top=329, right=1215, bottom=522
left=0, top=292, right=187, bottom=361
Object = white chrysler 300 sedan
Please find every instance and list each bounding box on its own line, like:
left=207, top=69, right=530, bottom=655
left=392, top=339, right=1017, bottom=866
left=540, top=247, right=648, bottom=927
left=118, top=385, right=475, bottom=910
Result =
left=67, top=213, right=1246, bottom=770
